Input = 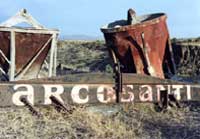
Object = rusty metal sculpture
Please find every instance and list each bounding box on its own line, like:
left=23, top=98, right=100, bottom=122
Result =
left=101, top=8, right=176, bottom=79
left=0, top=9, right=59, bottom=81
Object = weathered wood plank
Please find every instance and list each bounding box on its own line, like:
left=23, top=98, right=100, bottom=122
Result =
left=0, top=27, right=59, bottom=35
left=0, top=82, right=199, bottom=107
left=49, top=33, right=57, bottom=77
left=9, top=31, right=15, bottom=81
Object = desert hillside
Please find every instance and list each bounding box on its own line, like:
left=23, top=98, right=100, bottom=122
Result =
left=54, top=38, right=200, bottom=79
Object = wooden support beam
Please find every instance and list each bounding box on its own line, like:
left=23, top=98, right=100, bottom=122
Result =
left=168, top=38, right=176, bottom=74
left=44, top=60, right=49, bottom=68
left=49, top=33, right=56, bottom=77
left=53, top=35, right=57, bottom=76
left=0, top=49, right=10, bottom=64
left=0, top=27, right=59, bottom=35
left=10, top=31, right=15, bottom=81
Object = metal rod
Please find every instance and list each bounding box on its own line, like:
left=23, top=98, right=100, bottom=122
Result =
left=109, top=48, right=122, bottom=103
left=0, top=67, right=9, bottom=81
left=20, top=97, right=42, bottom=117
left=50, top=95, right=72, bottom=113
left=160, top=90, right=169, bottom=109
left=0, top=49, right=10, bottom=64
left=0, top=67, right=6, bottom=75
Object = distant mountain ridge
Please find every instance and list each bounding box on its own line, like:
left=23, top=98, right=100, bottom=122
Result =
left=59, top=34, right=103, bottom=41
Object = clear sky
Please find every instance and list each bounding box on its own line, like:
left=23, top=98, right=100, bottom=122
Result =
left=0, top=0, right=200, bottom=38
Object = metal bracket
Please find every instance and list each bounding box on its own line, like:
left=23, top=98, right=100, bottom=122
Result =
left=109, top=48, right=122, bottom=103
left=114, top=62, right=122, bottom=103
left=127, top=8, right=138, bottom=25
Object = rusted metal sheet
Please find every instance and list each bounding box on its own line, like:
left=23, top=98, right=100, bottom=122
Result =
left=101, top=9, right=175, bottom=79
left=0, top=82, right=198, bottom=107
left=0, top=32, right=52, bottom=79
left=15, top=33, right=52, bottom=79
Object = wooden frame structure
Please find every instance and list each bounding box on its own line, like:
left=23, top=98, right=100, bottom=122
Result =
left=0, top=9, right=59, bottom=81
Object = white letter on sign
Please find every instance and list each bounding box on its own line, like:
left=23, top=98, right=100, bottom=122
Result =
left=139, top=85, right=153, bottom=102
left=156, top=85, right=166, bottom=101
left=43, top=85, right=64, bottom=105
left=172, top=85, right=183, bottom=100
left=12, top=84, right=34, bottom=106
left=121, top=85, right=134, bottom=102
left=71, top=85, right=89, bottom=104
left=97, top=85, right=115, bottom=103
left=186, top=85, right=191, bottom=100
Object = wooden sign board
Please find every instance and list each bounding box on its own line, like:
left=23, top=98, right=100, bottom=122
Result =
left=0, top=82, right=199, bottom=107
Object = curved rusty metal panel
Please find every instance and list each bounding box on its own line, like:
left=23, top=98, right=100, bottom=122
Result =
left=101, top=9, right=175, bottom=79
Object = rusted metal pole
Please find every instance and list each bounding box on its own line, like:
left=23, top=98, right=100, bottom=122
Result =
left=20, top=97, right=42, bottom=117
left=109, top=48, right=122, bottom=103
left=160, top=90, right=169, bottom=109
left=50, top=95, right=72, bottom=113
left=115, top=62, right=122, bottom=103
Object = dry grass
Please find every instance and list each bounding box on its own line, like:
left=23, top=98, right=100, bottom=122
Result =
left=0, top=103, right=199, bottom=139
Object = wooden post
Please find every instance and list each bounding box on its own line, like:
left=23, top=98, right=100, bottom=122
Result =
left=49, top=33, right=56, bottom=77
left=53, top=37, right=57, bottom=76
left=10, top=31, right=15, bottom=81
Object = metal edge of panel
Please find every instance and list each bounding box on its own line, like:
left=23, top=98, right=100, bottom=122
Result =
left=100, top=13, right=167, bottom=34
